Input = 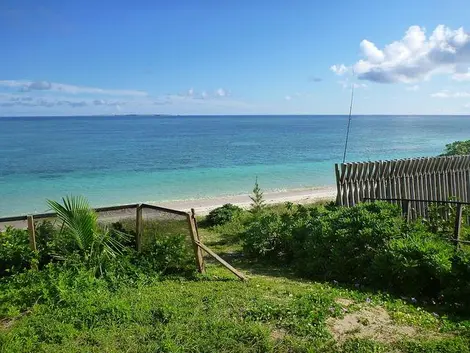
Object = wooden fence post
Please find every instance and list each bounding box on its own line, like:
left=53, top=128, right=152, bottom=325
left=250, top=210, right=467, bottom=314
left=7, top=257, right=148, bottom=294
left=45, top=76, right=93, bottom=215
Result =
left=402, top=200, right=410, bottom=222
left=27, top=215, right=38, bottom=270
left=187, top=212, right=205, bottom=273
left=191, top=208, right=199, bottom=235
left=454, top=203, right=463, bottom=250
left=135, top=204, right=143, bottom=252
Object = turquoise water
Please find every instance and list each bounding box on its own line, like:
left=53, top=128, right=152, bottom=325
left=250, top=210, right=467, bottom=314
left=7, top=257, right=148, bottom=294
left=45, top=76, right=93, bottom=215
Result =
left=0, top=115, right=469, bottom=216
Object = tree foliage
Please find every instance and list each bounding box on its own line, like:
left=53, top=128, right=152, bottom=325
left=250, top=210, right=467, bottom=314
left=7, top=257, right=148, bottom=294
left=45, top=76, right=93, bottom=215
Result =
left=250, top=177, right=265, bottom=214
left=441, top=139, right=470, bottom=156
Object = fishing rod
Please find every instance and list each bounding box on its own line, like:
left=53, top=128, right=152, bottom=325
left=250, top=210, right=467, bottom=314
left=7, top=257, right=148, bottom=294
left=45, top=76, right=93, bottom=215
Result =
left=342, top=77, right=355, bottom=164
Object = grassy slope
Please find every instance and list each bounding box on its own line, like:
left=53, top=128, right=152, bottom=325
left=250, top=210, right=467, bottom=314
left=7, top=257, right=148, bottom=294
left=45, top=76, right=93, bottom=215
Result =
left=1, top=221, right=470, bottom=352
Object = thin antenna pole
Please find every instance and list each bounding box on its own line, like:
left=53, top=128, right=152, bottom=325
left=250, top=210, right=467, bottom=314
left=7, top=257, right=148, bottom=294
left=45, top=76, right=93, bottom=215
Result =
left=342, top=83, right=355, bottom=164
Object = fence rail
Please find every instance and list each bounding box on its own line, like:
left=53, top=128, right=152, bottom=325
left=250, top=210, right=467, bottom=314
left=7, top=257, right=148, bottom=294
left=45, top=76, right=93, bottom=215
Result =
left=335, top=155, right=470, bottom=218
left=0, top=203, right=246, bottom=280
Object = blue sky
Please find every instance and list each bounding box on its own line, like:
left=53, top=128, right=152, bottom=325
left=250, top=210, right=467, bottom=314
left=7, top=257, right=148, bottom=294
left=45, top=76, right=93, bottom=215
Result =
left=1, top=0, right=469, bottom=116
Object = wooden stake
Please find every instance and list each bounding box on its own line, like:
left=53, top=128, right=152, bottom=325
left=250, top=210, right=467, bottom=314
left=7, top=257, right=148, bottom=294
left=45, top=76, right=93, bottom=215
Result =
left=454, top=203, right=463, bottom=250
left=27, top=215, right=38, bottom=270
left=195, top=240, right=246, bottom=281
left=27, top=215, right=37, bottom=252
left=187, top=213, right=205, bottom=273
left=135, top=204, right=143, bottom=252
left=402, top=200, right=410, bottom=222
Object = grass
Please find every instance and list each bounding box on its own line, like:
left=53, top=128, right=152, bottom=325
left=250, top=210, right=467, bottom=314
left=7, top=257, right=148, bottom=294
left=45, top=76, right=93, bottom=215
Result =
left=1, top=209, right=470, bottom=352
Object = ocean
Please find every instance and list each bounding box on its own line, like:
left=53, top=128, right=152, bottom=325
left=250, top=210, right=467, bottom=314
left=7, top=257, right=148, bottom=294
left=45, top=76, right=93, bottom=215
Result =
left=0, top=115, right=469, bottom=216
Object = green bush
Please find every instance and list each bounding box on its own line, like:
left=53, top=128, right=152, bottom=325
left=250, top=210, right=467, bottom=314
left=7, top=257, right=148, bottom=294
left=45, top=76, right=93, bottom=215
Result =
left=240, top=200, right=470, bottom=309
left=0, top=226, right=35, bottom=277
left=242, top=212, right=283, bottom=258
left=441, top=139, right=470, bottom=156
left=206, top=203, right=243, bottom=227
left=293, top=202, right=404, bottom=282
left=137, top=233, right=195, bottom=275
left=242, top=204, right=318, bottom=261
left=442, top=250, right=470, bottom=310
left=371, top=227, right=454, bottom=297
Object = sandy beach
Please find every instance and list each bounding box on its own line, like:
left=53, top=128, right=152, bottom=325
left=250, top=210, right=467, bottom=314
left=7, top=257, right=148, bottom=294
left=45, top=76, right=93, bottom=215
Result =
left=156, top=186, right=336, bottom=216
left=0, top=186, right=336, bottom=230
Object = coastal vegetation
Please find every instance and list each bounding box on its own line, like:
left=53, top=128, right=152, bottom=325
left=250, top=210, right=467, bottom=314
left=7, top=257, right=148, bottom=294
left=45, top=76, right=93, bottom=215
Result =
left=441, top=139, right=470, bottom=156
left=1, top=183, right=470, bottom=351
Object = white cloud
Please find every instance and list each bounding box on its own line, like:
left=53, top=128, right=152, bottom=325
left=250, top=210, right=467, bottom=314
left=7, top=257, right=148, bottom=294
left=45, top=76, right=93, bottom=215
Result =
left=0, top=80, right=147, bottom=96
left=93, top=99, right=124, bottom=106
left=215, top=88, right=227, bottom=97
left=405, top=85, right=420, bottom=91
left=0, top=96, right=88, bottom=108
left=431, top=90, right=470, bottom=98
left=284, top=95, right=292, bottom=101
left=330, top=64, right=348, bottom=75
left=179, top=87, right=229, bottom=99
left=332, top=25, right=470, bottom=83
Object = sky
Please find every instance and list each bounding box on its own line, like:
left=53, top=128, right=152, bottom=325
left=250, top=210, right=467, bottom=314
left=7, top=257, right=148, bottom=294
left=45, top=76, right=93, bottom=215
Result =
left=1, top=0, right=470, bottom=116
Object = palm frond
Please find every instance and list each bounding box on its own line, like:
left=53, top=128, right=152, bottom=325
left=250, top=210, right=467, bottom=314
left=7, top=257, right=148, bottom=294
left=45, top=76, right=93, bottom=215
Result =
left=46, top=195, right=130, bottom=275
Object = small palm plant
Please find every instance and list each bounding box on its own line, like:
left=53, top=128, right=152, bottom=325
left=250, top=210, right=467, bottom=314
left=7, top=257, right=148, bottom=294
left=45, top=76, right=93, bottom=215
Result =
left=47, top=195, right=129, bottom=276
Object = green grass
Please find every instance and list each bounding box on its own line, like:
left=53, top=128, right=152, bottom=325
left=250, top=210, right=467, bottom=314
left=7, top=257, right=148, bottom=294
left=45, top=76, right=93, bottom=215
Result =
left=1, top=215, right=470, bottom=352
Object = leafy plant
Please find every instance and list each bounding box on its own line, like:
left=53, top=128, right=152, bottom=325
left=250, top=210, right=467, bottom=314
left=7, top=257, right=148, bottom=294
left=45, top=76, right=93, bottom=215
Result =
left=47, top=195, right=130, bottom=276
left=250, top=177, right=266, bottom=214
left=371, top=228, right=454, bottom=297
left=242, top=212, right=283, bottom=258
left=206, top=203, right=243, bottom=227
left=293, top=202, right=404, bottom=282
left=137, top=233, right=195, bottom=275
left=441, top=139, right=470, bottom=156
left=0, top=226, right=35, bottom=277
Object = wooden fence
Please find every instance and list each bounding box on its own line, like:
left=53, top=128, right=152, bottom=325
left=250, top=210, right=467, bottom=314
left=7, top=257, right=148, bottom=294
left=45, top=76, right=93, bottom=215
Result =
left=0, top=203, right=246, bottom=280
left=335, top=155, right=470, bottom=218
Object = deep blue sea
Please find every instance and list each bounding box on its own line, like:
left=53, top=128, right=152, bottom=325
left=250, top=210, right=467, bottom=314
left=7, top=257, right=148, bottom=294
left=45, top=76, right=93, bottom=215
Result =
left=1, top=115, right=469, bottom=216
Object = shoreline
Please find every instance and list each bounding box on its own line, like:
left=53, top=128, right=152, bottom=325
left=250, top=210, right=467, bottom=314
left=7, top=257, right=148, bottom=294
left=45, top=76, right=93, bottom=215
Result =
left=155, top=186, right=336, bottom=216
left=0, top=186, right=336, bottom=230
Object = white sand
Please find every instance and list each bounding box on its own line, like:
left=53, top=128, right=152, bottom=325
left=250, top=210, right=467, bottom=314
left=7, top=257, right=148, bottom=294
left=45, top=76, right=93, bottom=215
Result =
left=156, top=186, right=336, bottom=215
left=0, top=186, right=336, bottom=230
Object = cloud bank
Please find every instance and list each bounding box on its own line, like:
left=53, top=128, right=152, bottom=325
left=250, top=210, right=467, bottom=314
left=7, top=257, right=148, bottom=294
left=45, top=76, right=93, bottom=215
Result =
left=0, top=80, right=147, bottom=96
left=331, top=25, right=470, bottom=83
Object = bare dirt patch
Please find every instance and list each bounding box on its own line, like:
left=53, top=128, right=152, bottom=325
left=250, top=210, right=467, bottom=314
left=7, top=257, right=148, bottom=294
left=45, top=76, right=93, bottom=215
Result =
left=335, top=298, right=354, bottom=307
left=327, top=306, right=417, bottom=343
left=270, top=328, right=287, bottom=341
left=0, top=318, right=15, bottom=331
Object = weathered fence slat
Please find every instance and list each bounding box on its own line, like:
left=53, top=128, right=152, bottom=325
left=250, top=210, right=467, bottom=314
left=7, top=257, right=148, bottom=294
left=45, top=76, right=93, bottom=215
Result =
left=335, top=155, right=470, bottom=218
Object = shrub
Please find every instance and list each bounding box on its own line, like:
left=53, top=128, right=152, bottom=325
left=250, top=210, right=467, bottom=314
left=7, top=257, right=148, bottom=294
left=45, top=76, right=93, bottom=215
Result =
left=442, top=250, right=470, bottom=310
left=0, top=226, right=35, bottom=277
left=206, top=204, right=243, bottom=227
left=293, top=202, right=404, bottom=282
left=370, top=227, right=454, bottom=297
left=137, top=233, right=195, bottom=275
left=242, top=204, right=317, bottom=261
left=242, top=212, right=283, bottom=258
left=441, top=139, right=470, bottom=156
